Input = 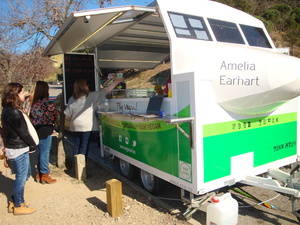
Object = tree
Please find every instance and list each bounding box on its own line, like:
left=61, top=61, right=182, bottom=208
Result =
left=0, top=48, right=57, bottom=85
left=0, top=50, right=13, bottom=82
left=0, top=0, right=112, bottom=86
left=0, top=0, right=112, bottom=51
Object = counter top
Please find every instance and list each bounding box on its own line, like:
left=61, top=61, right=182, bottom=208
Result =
left=97, top=111, right=194, bottom=124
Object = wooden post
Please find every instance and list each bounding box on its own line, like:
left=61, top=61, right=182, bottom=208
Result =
left=55, top=92, right=67, bottom=169
left=56, top=135, right=66, bottom=169
left=74, top=154, right=86, bottom=180
left=106, top=179, right=123, bottom=218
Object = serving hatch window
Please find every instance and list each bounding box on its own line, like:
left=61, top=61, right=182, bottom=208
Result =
left=240, top=24, right=272, bottom=48
left=168, top=12, right=212, bottom=41
left=208, top=18, right=245, bottom=44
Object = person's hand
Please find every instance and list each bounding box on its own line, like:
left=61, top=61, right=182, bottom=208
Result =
left=24, top=93, right=33, bottom=103
left=29, top=146, right=37, bottom=153
left=114, top=77, right=124, bottom=83
left=51, top=131, right=59, bottom=137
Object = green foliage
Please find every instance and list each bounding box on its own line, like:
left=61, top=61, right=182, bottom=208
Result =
left=272, top=4, right=292, bottom=14
left=262, top=9, right=281, bottom=22
left=233, top=0, right=253, bottom=13
left=291, top=8, right=300, bottom=23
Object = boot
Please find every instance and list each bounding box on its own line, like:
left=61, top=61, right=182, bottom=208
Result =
left=34, top=173, right=41, bottom=183
left=13, top=205, right=36, bottom=215
left=8, top=201, right=29, bottom=213
left=40, top=173, right=57, bottom=184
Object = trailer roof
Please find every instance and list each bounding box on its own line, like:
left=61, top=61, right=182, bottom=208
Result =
left=44, top=6, right=158, bottom=55
left=44, top=0, right=270, bottom=69
left=44, top=5, right=170, bottom=69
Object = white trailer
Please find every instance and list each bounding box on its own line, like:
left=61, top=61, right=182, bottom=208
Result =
left=44, top=0, right=300, bottom=219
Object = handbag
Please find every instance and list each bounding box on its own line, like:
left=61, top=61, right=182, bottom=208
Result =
left=22, top=112, right=39, bottom=145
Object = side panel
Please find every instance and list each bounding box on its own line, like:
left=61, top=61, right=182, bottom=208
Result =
left=203, top=112, right=297, bottom=182
left=101, top=115, right=195, bottom=186
left=102, top=116, right=179, bottom=176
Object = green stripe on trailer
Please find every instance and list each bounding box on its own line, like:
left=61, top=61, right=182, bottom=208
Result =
left=101, top=114, right=192, bottom=181
left=203, top=113, right=297, bottom=182
left=203, top=112, right=296, bottom=137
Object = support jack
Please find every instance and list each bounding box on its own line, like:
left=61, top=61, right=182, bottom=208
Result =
left=180, top=189, right=214, bottom=220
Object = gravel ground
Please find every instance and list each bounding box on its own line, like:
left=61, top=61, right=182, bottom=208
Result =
left=1, top=152, right=300, bottom=225
left=0, top=159, right=188, bottom=225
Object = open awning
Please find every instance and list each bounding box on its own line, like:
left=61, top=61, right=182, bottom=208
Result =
left=44, top=5, right=170, bottom=69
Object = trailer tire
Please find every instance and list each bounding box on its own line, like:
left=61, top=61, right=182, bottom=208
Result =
left=118, top=158, right=137, bottom=179
left=140, top=169, right=161, bottom=194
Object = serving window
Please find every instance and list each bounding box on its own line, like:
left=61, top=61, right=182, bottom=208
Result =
left=168, top=12, right=212, bottom=41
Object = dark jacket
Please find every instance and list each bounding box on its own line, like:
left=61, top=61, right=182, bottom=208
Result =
left=1, top=107, right=37, bottom=149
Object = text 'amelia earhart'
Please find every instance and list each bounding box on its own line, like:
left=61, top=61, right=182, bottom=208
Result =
left=219, top=61, right=260, bottom=86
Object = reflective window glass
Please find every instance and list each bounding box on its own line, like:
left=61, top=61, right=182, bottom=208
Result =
left=240, top=24, right=272, bottom=48
left=194, top=30, right=209, bottom=40
left=168, top=12, right=212, bottom=41
left=188, top=18, right=203, bottom=29
left=208, top=18, right=244, bottom=44
left=175, top=28, right=191, bottom=36
left=169, top=14, right=187, bottom=28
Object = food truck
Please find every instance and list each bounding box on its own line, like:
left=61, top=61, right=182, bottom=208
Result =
left=44, top=0, right=300, bottom=218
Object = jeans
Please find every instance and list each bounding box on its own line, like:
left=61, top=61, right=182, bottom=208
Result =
left=69, top=131, right=91, bottom=155
left=9, top=152, right=30, bottom=207
left=37, top=135, right=52, bottom=174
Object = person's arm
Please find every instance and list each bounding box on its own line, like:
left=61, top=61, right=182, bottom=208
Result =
left=63, top=97, right=74, bottom=119
left=8, top=109, right=37, bottom=149
left=103, top=78, right=124, bottom=95
left=45, top=100, right=59, bottom=123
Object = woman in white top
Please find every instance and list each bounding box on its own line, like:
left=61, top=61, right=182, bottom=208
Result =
left=64, top=78, right=123, bottom=155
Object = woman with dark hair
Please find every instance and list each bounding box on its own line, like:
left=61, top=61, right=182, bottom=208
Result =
left=30, top=81, right=58, bottom=184
left=1, top=82, right=38, bottom=215
left=64, top=78, right=123, bottom=156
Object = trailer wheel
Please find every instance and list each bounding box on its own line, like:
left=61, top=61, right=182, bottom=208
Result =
left=118, top=159, right=137, bottom=179
left=140, top=169, right=160, bottom=194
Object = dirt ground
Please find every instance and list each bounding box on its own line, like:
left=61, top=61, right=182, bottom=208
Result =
left=0, top=159, right=189, bottom=225
left=1, top=154, right=300, bottom=225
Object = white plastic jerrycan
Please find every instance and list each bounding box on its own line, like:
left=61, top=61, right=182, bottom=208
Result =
left=206, top=193, right=238, bottom=225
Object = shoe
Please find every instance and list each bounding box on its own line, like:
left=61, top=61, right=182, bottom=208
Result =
left=40, top=173, right=57, bottom=184
left=34, top=173, right=40, bottom=183
left=8, top=201, right=29, bottom=213
left=13, top=206, right=36, bottom=215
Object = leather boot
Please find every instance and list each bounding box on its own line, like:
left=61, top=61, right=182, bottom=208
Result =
left=13, top=205, right=36, bottom=215
left=8, top=201, right=29, bottom=213
left=40, top=173, right=57, bottom=184
left=34, top=173, right=41, bottom=183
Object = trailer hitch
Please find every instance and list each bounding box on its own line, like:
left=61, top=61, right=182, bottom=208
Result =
left=241, top=164, right=300, bottom=223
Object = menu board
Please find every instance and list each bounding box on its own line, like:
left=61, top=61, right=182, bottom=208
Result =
left=63, top=53, right=96, bottom=104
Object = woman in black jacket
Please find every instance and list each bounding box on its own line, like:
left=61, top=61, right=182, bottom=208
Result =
left=1, top=82, right=37, bottom=215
